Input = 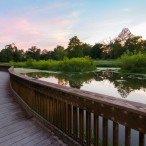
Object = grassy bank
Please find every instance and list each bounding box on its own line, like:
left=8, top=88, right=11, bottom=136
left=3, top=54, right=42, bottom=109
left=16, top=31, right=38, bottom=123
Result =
left=95, top=60, right=121, bottom=67
left=6, top=58, right=96, bottom=72
left=119, top=52, right=146, bottom=73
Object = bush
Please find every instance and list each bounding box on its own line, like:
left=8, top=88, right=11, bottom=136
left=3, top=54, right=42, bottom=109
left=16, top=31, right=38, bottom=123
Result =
left=119, top=52, right=146, bottom=73
left=26, top=58, right=36, bottom=66
left=22, top=57, right=96, bottom=72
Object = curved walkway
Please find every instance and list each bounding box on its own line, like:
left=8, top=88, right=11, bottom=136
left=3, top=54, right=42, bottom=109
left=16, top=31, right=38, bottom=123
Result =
left=0, top=71, right=66, bottom=146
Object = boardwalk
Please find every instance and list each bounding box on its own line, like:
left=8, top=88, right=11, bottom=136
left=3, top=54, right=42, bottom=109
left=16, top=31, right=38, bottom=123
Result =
left=0, top=71, right=66, bottom=146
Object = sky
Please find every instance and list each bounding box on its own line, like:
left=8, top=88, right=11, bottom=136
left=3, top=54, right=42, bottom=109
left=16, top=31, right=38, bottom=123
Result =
left=0, top=0, right=146, bottom=51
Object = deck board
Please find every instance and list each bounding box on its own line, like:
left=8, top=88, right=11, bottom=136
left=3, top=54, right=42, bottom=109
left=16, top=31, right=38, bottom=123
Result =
left=0, top=71, right=66, bottom=146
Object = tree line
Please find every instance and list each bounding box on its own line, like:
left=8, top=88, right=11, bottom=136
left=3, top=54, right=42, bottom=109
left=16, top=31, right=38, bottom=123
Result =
left=0, top=36, right=146, bottom=62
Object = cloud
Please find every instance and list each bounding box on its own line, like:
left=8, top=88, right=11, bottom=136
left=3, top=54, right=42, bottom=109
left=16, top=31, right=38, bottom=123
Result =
left=131, top=22, right=146, bottom=39
left=0, top=0, right=146, bottom=51
left=0, top=8, right=81, bottom=50
left=121, top=8, right=132, bottom=12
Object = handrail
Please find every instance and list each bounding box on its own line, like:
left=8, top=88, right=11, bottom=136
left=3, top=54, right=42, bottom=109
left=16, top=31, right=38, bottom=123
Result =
left=2, top=66, right=145, bottom=145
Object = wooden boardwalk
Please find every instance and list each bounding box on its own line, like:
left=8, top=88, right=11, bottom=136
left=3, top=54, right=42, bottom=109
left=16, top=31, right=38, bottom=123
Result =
left=0, top=71, right=66, bottom=146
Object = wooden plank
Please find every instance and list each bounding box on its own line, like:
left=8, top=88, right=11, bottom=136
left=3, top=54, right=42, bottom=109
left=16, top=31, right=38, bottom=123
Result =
left=67, top=104, right=72, bottom=136
left=103, top=118, right=108, bottom=146
left=73, top=106, right=78, bottom=139
left=86, top=111, right=91, bottom=146
left=0, top=71, right=65, bottom=146
left=79, top=108, right=84, bottom=144
left=125, top=127, right=131, bottom=146
left=139, top=132, right=145, bottom=146
left=94, top=115, right=99, bottom=146
left=113, top=121, right=119, bottom=146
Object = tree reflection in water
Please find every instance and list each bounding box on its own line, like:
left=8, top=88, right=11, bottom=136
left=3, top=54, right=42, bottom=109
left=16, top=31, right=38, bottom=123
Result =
left=24, top=70, right=146, bottom=98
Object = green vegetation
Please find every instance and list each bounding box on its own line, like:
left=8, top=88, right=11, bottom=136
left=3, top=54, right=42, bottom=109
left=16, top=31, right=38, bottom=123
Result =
left=0, top=35, right=146, bottom=73
left=119, top=52, right=146, bottom=73
left=0, top=35, right=146, bottom=63
left=10, top=57, right=96, bottom=72
left=95, top=60, right=121, bottom=67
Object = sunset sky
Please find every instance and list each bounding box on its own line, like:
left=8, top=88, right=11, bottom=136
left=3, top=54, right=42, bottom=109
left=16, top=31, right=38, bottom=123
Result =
left=0, top=0, right=146, bottom=50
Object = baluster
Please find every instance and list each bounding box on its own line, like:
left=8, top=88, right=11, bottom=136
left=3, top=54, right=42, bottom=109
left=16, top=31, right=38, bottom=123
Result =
left=86, top=111, right=91, bottom=146
left=59, top=101, right=62, bottom=129
left=46, top=97, right=50, bottom=122
left=52, top=99, right=55, bottom=124
left=49, top=98, right=53, bottom=123
left=113, top=121, right=119, bottom=146
left=79, top=108, right=84, bottom=144
left=56, top=100, right=59, bottom=128
left=38, top=93, right=41, bottom=115
left=139, top=132, right=145, bottom=146
left=54, top=99, right=57, bottom=126
left=73, top=106, right=78, bottom=139
left=60, top=101, right=64, bottom=130
left=40, top=94, right=42, bottom=116
left=125, top=127, right=131, bottom=146
left=37, top=93, right=40, bottom=114
left=44, top=96, right=47, bottom=120
left=68, top=104, right=72, bottom=135
left=65, top=103, right=68, bottom=133
left=94, top=115, right=99, bottom=146
left=103, top=118, right=108, bottom=146
left=62, top=102, right=66, bottom=132
left=34, top=92, right=37, bottom=112
left=43, top=95, right=45, bottom=118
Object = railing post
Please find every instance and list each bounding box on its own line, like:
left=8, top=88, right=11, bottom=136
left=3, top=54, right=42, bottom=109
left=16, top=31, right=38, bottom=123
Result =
left=125, top=127, right=131, bottom=146
left=86, top=111, right=91, bottom=146
left=113, top=121, right=119, bottom=146
left=94, top=115, right=99, bottom=146
left=103, top=118, right=108, bottom=146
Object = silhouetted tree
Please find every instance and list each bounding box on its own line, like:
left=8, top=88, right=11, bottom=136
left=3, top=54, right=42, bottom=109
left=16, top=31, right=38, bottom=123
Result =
left=53, top=45, right=66, bottom=60
left=0, top=44, right=24, bottom=62
left=26, top=46, right=41, bottom=60
left=90, top=43, right=103, bottom=59
left=67, top=36, right=83, bottom=58
left=109, top=40, right=124, bottom=59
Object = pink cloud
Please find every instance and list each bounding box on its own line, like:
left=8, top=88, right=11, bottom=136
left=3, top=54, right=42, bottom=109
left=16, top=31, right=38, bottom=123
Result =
left=0, top=6, right=80, bottom=51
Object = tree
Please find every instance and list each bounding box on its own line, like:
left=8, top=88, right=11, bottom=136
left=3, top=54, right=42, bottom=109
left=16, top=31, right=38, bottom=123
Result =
left=26, top=46, right=41, bottom=60
left=142, top=40, right=146, bottom=52
left=81, top=43, right=92, bottom=57
left=67, top=36, right=83, bottom=58
left=53, top=45, right=66, bottom=60
left=90, top=43, right=103, bottom=59
left=0, top=43, right=24, bottom=62
left=124, top=36, right=143, bottom=53
left=41, top=49, right=49, bottom=60
left=109, top=40, right=124, bottom=59
left=68, top=36, right=81, bottom=49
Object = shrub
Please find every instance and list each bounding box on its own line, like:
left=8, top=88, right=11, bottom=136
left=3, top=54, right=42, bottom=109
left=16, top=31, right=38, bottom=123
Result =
left=26, top=58, right=36, bottom=67
left=119, top=52, right=146, bottom=73
left=23, top=57, right=96, bottom=72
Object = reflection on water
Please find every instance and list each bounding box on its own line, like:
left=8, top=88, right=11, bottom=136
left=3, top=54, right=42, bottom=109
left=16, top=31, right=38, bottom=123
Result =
left=24, top=70, right=146, bottom=104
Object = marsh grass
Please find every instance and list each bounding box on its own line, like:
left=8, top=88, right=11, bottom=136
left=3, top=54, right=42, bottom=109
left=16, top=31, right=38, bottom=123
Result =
left=119, top=52, right=146, bottom=73
left=10, top=57, right=96, bottom=72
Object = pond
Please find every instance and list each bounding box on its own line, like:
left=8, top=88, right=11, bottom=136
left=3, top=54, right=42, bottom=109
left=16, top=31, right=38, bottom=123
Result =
left=19, top=68, right=146, bottom=104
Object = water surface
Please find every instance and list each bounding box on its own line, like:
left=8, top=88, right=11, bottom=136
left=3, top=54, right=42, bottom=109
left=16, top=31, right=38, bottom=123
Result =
left=23, top=70, right=146, bottom=104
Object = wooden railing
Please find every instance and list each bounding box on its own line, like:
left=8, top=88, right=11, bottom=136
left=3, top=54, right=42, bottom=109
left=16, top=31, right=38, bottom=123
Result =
left=7, top=67, right=146, bottom=146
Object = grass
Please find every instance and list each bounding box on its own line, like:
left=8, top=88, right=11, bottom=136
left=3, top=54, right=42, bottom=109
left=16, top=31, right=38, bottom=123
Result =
left=4, top=57, right=96, bottom=73
left=95, top=59, right=121, bottom=67
left=119, top=52, right=146, bottom=73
